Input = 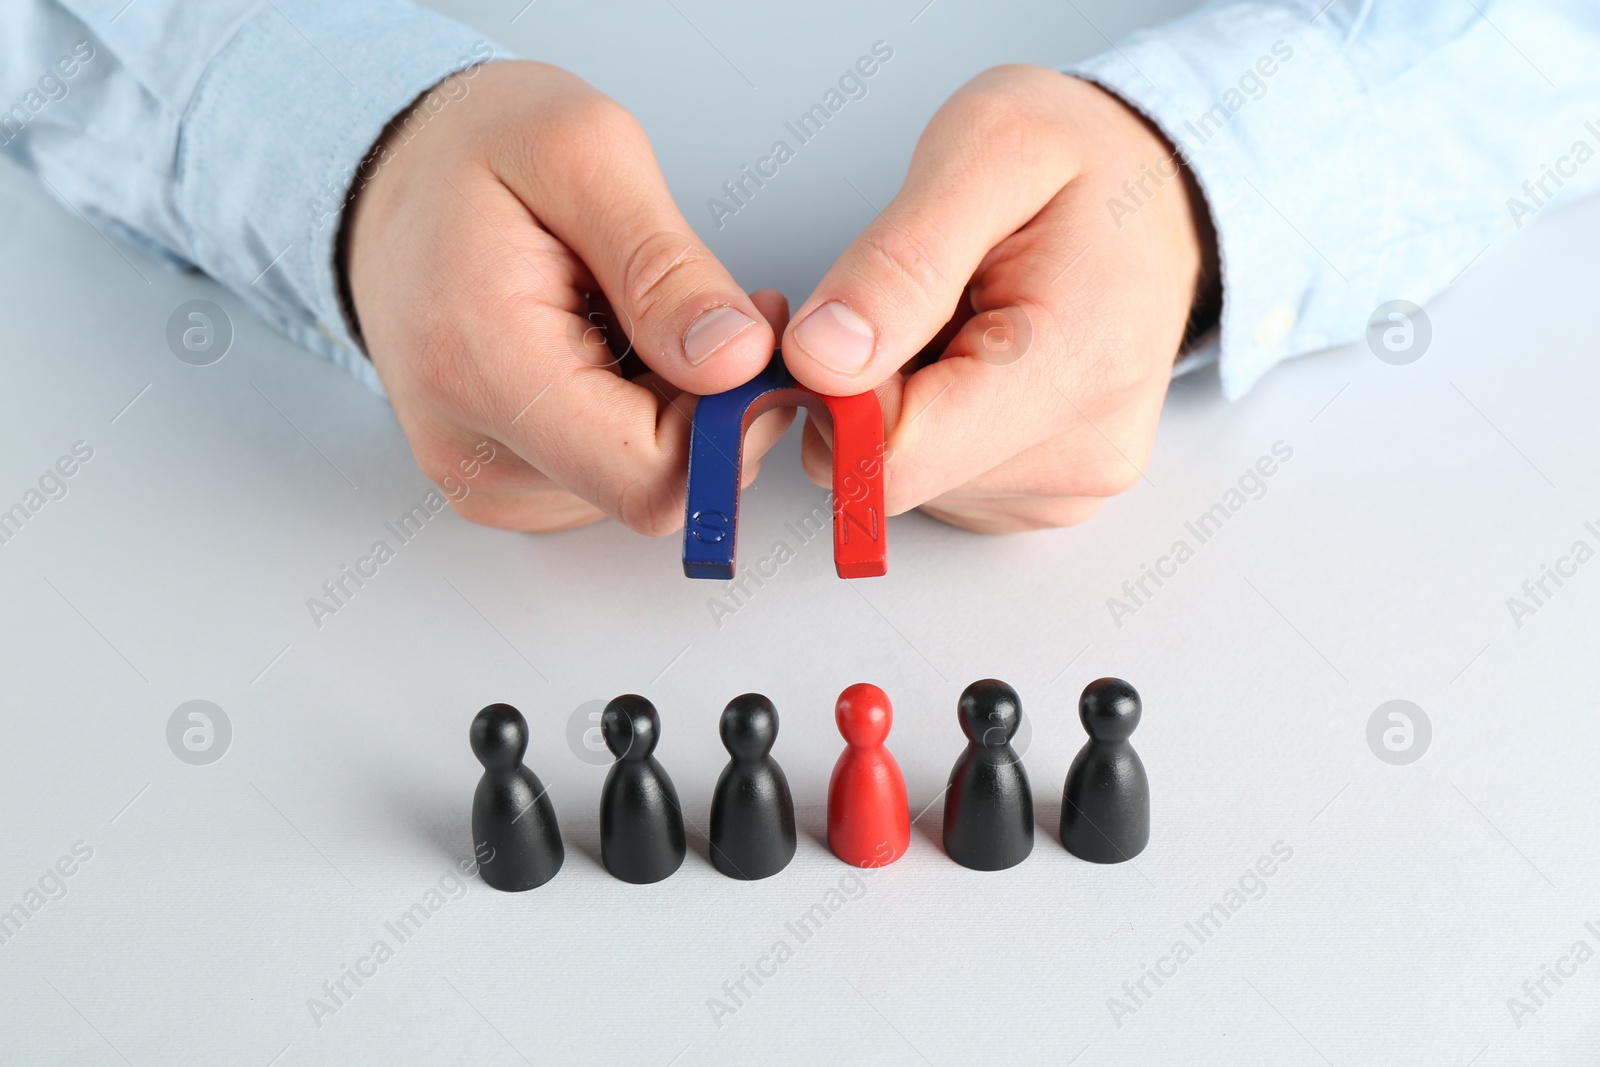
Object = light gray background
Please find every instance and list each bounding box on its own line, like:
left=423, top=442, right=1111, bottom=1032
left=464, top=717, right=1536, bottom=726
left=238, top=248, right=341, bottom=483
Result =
left=2, top=1, right=1598, bottom=1064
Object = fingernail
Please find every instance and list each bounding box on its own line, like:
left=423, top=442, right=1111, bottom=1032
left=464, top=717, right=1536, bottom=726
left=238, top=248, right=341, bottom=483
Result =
left=793, top=301, right=875, bottom=375
left=683, top=306, right=758, bottom=366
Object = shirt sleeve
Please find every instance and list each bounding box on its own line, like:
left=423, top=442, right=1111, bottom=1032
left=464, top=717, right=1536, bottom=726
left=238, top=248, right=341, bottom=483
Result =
left=1, top=0, right=510, bottom=395
left=1065, top=0, right=1600, bottom=399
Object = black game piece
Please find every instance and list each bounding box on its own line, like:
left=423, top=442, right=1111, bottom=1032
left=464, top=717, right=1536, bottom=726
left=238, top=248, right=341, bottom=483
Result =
left=942, top=679, right=1034, bottom=871
left=600, top=695, right=687, bottom=884
left=469, top=703, right=564, bottom=892
left=1060, top=678, right=1150, bottom=863
left=709, top=694, right=797, bottom=880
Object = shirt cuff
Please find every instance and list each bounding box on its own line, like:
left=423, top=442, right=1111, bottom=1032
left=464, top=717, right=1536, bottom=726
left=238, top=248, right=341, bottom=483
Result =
left=177, top=0, right=510, bottom=396
left=1064, top=5, right=1359, bottom=400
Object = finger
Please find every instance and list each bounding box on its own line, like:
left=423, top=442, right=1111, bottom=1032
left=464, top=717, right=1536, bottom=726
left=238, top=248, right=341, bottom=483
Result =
left=740, top=288, right=797, bottom=484
left=748, top=288, right=790, bottom=336
left=453, top=296, right=698, bottom=535
left=453, top=483, right=609, bottom=532
left=799, top=416, right=830, bottom=488
left=782, top=66, right=1081, bottom=395
left=905, top=412, right=1155, bottom=532
left=498, top=289, right=788, bottom=529
left=888, top=353, right=1158, bottom=513
left=625, top=361, right=791, bottom=477
left=920, top=495, right=1105, bottom=534
left=408, top=430, right=611, bottom=532
left=485, top=287, right=793, bottom=533
left=494, top=87, right=775, bottom=394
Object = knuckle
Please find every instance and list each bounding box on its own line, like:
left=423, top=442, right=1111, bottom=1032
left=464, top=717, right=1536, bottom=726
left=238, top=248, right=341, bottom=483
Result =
left=1050, top=316, right=1148, bottom=411
left=942, top=497, right=1102, bottom=533
left=857, top=224, right=948, bottom=309
left=406, top=316, right=484, bottom=413
left=521, top=94, right=644, bottom=190
left=918, top=503, right=1000, bottom=533
left=952, top=85, right=1028, bottom=134
left=614, top=475, right=683, bottom=538
left=971, top=63, right=1059, bottom=94
left=1028, top=497, right=1105, bottom=529
left=546, top=93, right=638, bottom=152
left=447, top=491, right=508, bottom=528
left=1074, top=459, right=1141, bottom=499
left=1087, top=343, right=1146, bottom=403
left=412, top=348, right=457, bottom=402
left=941, top=73, right=1058, bottom=166
left=409, top=433, right=471, bottom=490
left=620, top=229, right=704, bottom=331
left=451, top=487, right=601, bottom=533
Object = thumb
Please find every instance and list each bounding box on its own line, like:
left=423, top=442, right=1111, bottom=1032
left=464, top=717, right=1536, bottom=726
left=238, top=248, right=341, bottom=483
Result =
left=782, top=71, right=1079, bottom=396
left=502, top=92, right=774, bottom=394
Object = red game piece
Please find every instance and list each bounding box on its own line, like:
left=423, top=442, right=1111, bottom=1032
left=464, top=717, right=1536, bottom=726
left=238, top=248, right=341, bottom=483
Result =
left=826, top=683, right=910, bottom=867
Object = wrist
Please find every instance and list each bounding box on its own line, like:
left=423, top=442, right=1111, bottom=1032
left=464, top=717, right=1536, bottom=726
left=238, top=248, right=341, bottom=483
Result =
left=342, top=56, right=511, bottom=354
left=1071, top=77, right=1220, bottom=354
left=1177, top=145, right=1223, bottom=349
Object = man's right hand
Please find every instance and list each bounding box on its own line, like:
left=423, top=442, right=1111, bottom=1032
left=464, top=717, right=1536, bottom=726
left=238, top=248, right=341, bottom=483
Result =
left=347, top=60, right=792, bottom=534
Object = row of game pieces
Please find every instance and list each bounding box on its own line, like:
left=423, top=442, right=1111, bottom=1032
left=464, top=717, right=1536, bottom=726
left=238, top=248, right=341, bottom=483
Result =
left=469, top=678, right=1150, bottom=891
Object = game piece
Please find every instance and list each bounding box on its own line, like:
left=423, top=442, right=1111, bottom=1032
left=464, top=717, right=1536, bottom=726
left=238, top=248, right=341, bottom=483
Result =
left=709, top=693, right=797, bottom=880
left=826, top=683, right=910, bottom=867
left=599, top=694, right=687, bottom=884
left=683, top=352, right=887, bottom=580
left=942, top=679, right=1033, bottom=871
left=469, top=703, right=564, bottom=892
left=1060, top=678, right=1150, bottom=863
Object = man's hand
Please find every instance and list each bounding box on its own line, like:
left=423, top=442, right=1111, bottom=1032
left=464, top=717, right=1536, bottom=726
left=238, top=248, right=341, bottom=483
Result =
left=347, top=60, right=792, bottom=534
left=781, top=66, right=1218, bottom=533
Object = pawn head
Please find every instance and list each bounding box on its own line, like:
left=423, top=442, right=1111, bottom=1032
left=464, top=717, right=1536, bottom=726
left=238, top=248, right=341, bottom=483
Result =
left=470, top=703, right=528, bottom=773
left=602, top=694, right=660, bottom=761
left=836, top=683, right=892, bottom=747
left=958, top=679, right=1021, bottom=749
left=721, top=693, right=778, bottom=760
left=1080, top=678, right=1141, bottom=741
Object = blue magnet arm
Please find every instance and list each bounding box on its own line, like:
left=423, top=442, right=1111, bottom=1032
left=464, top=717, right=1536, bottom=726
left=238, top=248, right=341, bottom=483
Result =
left=682, top=357, right=798, bottom=579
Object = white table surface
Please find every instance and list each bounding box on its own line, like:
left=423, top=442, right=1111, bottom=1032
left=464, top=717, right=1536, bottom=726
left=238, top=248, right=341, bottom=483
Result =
left=3, top=1, right=1598, bottom=1064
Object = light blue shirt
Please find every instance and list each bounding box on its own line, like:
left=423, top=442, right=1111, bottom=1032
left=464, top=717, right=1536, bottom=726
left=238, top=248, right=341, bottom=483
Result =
left=1, top=0, right=502, bottom=395
left=4, top=1, right=1599, bottom=400
left=1066, top=0, right=1600, bottom=397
